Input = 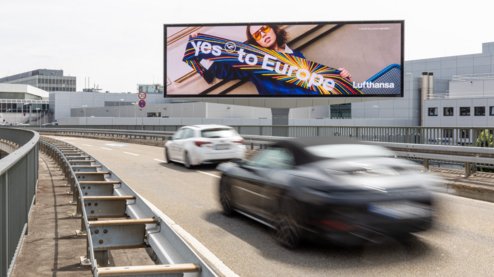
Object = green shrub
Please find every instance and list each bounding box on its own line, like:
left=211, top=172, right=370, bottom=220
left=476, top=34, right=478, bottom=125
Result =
left=475, top=129, right=494, bottom=172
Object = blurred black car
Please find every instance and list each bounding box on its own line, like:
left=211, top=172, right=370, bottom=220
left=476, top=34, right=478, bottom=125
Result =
left=217, top=137, right=438, bottom=248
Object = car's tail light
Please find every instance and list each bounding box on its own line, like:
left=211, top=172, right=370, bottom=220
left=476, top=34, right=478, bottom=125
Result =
left=319, top=219, right=354, bottom=231
left=194, top=141, right=211, bottom=147
left=233, top=139, right=244, bottom=144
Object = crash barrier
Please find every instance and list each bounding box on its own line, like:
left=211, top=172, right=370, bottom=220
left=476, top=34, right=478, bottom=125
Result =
left=38, top=128, right=494, bottom=179
left=0, top=128, right=39, bottom=277
left=0, top=139, right=19, bottom=158
left=35, top=125, right=494, bottom=146
left=40, top=136, right=236, bottom=277
left=234, top=135, right=494, bottom=178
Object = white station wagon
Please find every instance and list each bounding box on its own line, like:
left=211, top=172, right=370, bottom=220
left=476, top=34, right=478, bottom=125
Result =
left=164, top=124, right=246, bottom=168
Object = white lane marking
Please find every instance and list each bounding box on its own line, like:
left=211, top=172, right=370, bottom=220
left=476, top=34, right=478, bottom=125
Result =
left=100, top=147, right=112, bottom=150
left=154, top=159, right=166, bottom=163
left=197, top=171, right=220, bottom=178
left=83, top=144, right=93, bottom=147
left=106, top=143, right=127, bottom=147
left=123, top=151, right=139, bottom=156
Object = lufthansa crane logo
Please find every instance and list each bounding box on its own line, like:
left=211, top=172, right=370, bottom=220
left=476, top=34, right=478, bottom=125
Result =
left=224, top=41, right=237, bottom=53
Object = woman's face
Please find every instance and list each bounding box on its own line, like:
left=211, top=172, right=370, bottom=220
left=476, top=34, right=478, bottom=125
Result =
left=249, top=25, right=276, bottom=48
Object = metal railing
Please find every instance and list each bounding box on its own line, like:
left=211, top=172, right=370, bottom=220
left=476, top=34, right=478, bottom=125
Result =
left=38, top=128, right=494, bottom=178
left=0, top=128, right=39, bottom=277
left=40, top=137, right=236, bottom=277
left=36, top=125, right=493, bottom=147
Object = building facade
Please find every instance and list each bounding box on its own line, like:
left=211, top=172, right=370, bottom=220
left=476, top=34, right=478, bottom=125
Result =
left=0, top=84, right=49, bottom=125
left=0, top=69, right=76, bottom=92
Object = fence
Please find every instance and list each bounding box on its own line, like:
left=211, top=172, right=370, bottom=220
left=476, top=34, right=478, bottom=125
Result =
left=36, top=125, right=494, bottom=146
left=40, top=137, right=235, bottom=276
left=0, top=128, right=39, bottom=277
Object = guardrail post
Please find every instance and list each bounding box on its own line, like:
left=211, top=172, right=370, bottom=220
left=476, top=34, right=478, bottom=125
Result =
left=465, top=162, right=472, bottom=178
left=423, top=159, right=429, bottom=170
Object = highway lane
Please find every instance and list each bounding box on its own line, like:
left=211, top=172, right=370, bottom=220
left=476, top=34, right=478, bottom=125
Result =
left=49, top=136, right=494, bottom=276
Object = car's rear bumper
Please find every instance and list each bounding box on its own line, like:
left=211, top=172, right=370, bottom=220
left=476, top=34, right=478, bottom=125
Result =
left=192, top=146, right=246, bottom=165
left=304, top=205, right=434, bottom=245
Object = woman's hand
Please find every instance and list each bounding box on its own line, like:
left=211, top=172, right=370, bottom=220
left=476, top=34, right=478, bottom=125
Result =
left=338, top=67, right=352, bottom=81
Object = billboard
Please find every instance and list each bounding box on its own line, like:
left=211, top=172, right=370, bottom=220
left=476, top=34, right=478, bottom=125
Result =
left=164, top=21, right=403, bottom=97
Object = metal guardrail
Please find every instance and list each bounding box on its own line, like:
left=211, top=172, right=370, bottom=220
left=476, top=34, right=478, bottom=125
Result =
left=38, top=128, right=494, bottom=178
left=0, top=128, right=39, bottom=277
left=40, top=136, right=236, bottom=277
left=34, top=125, right=494, bottom=146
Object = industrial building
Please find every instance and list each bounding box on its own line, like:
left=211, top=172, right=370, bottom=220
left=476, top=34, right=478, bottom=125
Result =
left=0, top=69, right=76, bottom=92
left=2, top=42, right=494, bottom=130
left=0, top=84, right=49, bottom=125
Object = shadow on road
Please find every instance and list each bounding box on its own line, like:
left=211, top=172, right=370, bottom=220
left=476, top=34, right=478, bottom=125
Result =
left=203, top=210, right=437, bottom=271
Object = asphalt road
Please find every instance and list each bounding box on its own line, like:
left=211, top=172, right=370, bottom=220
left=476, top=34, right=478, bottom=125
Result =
left=50, top=136, right=494, bottom=276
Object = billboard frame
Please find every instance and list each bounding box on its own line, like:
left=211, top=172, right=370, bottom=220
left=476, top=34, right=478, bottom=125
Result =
left=164, top=20, right=404, bottom=98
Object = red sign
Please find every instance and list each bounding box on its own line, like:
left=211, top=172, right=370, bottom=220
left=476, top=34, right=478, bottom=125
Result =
left=138, top=92, right=147, bottom=100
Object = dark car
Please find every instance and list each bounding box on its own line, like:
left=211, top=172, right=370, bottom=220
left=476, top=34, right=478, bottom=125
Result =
left=217, top=137, right=439, bottom=248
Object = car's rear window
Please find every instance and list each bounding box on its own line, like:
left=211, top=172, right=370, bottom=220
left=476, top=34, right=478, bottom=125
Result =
left=201, top=128, right=238, bottom=138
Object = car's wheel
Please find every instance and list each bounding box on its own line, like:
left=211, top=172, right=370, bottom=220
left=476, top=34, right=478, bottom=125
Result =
left=275, top=197, right=302, bottom=249
left=163, top=147, right=170, bottom=163
left=219, top=175, right=235, bottom=216
left=183, top=151, right=192, bottom=169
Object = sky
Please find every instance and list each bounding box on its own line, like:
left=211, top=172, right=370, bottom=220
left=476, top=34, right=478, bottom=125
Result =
left=1, top=0, right=493, bottom=93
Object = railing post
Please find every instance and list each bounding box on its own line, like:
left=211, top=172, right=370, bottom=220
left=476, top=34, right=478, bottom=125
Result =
left=465, top=162, right=471, bottom=177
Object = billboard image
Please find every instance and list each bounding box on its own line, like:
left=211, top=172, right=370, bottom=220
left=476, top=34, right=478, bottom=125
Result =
left=165, top=21, right=403, bottom=97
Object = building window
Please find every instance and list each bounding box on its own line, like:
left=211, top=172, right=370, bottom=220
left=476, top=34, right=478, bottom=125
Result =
left=443, top=107, right=454, bottom=116
left=428, top=107, right=438, bottom=116
left=460, top=107, right=470, bottom=116
left=330, top=103, right=351, bottom=119
left=474, top=106, right=485, bottom=116
left=490, top=106, right=494, bottom=116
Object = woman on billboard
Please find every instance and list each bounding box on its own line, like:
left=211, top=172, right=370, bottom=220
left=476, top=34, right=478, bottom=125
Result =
left=186, top=24, right=354, bottom=96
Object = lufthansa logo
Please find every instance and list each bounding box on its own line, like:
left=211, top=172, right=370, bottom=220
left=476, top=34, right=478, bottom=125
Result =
left=224, top=41, right=237, bottom=53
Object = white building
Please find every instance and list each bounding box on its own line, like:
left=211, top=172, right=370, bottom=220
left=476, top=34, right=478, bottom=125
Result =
left=0, top=84, right=49, bottom=125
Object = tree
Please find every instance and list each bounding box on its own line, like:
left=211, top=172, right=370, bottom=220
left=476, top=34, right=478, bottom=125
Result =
left=475, top=129, right=493, bottom=147
left=475, top=129, right=493, bottom=172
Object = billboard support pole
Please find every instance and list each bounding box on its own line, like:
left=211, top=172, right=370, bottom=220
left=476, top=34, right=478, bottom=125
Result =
left=271, top=108, right=289, bottom=137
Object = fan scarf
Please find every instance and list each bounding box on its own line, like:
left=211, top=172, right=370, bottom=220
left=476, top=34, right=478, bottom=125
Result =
left=183, top=33, right=363, bottom=95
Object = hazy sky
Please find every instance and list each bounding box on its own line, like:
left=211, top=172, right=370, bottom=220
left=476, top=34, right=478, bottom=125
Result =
left=1, top=0, right=492, bottom=92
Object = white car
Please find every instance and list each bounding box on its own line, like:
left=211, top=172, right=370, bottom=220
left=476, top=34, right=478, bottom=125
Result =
left=164, top=125, right=246, bottom=168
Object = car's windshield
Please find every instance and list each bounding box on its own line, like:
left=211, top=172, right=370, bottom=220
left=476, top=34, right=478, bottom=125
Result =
left=305, top=144, right=395, bottom=159
left=201, top=128, right=238, bottom=138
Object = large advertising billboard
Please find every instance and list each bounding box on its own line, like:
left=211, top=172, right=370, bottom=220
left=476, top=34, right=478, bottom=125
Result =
left=165, top=21, right=403, bottom=97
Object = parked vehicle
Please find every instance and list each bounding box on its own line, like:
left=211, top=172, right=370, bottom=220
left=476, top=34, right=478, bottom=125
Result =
left=217, top=137, right=438, bottom=248
left=164, top=124, right=246, bottom=168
